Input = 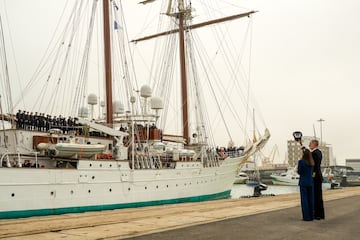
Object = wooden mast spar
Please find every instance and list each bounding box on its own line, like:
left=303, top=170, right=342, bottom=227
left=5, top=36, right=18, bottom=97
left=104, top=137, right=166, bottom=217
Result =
left=103, top=0, right=113, bottom=125
left=177, top=1, right=189, bottom=144
left=132, top=1, right=256, bottom=144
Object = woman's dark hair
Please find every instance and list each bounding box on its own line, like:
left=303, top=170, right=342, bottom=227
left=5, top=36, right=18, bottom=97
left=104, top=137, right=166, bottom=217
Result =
left=303, top=149, right=315, bottom=166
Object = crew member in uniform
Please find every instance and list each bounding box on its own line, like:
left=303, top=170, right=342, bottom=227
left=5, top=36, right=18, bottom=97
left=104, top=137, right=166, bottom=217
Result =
left=25, top=111, right=30, bottom=130
left=16, top=110, right=21, bottom=128
left=21, top=110, right=26, bottom=128
left=29, top=112, right=34, bottom=130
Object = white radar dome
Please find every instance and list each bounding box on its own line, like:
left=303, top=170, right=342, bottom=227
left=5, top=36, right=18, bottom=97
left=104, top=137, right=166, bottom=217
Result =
left=140, top=85, right=152, bottom=98
left=87, top=93, right=98, bottom=105
left=151, top=97, right=163, bottom=110
left=78, top=107, right=89, bottom=118
left=113, top=101, right=124, bottom=114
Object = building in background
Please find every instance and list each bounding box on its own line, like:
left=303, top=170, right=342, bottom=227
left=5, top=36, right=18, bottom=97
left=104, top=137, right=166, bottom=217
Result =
left=346, top=159, right=360, bottom=173
left=241, top=160, right=256, bottom=171
left=287, top=136, right=331, bottom=167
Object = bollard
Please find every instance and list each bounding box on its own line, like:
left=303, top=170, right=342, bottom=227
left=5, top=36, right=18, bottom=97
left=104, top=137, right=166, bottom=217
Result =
left=340, top=175, right=347, bottom=187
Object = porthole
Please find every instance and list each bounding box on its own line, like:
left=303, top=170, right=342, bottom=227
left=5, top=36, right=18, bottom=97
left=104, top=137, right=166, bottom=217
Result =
left=100, top=164, right=102, bottom=167
left=50, top=191, right=54, bottom=196
left=70, top=190, right=74, bottom=194
left=92, top=176, right=95, bottom=179
left=89, top=163, right=92, bottom=167
left=156, top=185, right=159, bottom=188
left=184, top=183, right=186, bottom=186
left=145, top=186, right=147, bottom=190
left=110, top=164, right=112, bottom=167
left=166, top=185, right=169, bottom=188
left=176, top=184, right=178, bottom=187
left=88, top=190, right=91, bottom=193
left=109, top=188, right=112, bottom=192
left=128, top=188, right=131, bottom=191
left=11, top=193, right=15, bottom=197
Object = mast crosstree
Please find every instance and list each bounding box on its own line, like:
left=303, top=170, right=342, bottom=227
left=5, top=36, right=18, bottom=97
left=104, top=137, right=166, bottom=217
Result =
left=132, top=0, right=256, bottom=144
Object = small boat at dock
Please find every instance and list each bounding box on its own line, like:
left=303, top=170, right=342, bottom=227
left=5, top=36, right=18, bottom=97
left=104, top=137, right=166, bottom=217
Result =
left=270, top=168, right=299, bottom=186
left=233, top=172, right=249, bottom=184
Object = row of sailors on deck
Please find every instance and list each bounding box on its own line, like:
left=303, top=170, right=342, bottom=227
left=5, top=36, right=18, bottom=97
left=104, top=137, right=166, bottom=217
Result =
left=119, top=123, right=158, bottom=133
left=215, top=146, right=244, bottom=158
left=215, top=146, right=240, bottom=153
left=15, top=110, right=77, bottom=133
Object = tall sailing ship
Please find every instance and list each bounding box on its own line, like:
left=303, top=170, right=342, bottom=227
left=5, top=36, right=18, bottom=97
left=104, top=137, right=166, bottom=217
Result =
left=0, top=0, right=269, bottom=219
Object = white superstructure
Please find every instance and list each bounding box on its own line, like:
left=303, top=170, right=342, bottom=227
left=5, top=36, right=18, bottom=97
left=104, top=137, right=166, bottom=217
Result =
left=0, top=93, right=246, bottom=219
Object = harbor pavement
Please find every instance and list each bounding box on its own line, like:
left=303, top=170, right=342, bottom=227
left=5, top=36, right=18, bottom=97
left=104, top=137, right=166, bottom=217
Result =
left=0, top=187, right=359, bottom=240
left=127, top=194, right=360, bottom=240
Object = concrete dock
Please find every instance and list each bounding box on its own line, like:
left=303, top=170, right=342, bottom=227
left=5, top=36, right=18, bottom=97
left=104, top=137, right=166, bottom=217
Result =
left=0, top=187, right=359, bottom=240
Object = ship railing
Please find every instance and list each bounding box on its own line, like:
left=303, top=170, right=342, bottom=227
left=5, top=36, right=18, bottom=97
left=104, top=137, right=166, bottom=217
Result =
left=0, top=152, right=10, bottom=168
left=0, top=151, right=38, bottom=168
left=132, top=153, right=164, bottom=169
left=203, top=154, right=220, bottom=168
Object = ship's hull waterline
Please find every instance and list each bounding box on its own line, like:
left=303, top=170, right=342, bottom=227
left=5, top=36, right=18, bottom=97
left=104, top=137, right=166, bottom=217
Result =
left=0, top=156, right=242, bottom=219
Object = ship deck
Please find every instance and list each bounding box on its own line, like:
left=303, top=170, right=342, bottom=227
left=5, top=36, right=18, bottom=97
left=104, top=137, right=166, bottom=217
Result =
left=0, top=187, right=359, bottom=240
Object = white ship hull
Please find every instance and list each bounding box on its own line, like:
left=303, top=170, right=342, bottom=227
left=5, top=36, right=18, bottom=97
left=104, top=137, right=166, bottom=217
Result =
left=0, top=156, right=241, bottom=219
left=0, top=2, right=261, bottom=220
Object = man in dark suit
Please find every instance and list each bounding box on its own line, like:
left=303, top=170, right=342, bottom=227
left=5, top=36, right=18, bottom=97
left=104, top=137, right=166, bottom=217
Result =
left=309, top=139, right=325, bottom=220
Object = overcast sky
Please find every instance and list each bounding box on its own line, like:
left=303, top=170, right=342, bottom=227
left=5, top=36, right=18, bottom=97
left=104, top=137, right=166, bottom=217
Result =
left=1, top=0, right=360, bottom=165
left=245, top=0, right=360, bottom=165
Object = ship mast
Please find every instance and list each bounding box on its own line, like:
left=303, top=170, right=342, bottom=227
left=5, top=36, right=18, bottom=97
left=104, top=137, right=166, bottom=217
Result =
left=102, top=0, right=113, bottom=125
left=132, top=1, right=256, bottom=144
left=177, top=0, right=189, bottom=143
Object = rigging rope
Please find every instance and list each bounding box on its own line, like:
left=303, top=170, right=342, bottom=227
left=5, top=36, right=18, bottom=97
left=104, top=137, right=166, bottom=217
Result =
left=112, top=0, right=138, bottom=111
left=1, top=1, right=25, bottom=111
left=13, top=0, right=73, bottom=112
left=0, top=14, right=14, bottom=115
left=190, top=32, right=234, bottom=142
left=71, top=0, right=97, bottom=115
left=197, top=0, right=267, bottom=139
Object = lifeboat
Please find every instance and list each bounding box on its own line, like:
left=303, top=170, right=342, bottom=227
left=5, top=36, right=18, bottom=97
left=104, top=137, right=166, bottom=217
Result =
left=55, top=143, right=105, bottom=158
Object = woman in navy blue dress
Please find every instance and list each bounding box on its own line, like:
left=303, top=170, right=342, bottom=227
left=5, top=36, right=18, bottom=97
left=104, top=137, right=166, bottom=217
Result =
left=297, top=149, right=315, bottom=221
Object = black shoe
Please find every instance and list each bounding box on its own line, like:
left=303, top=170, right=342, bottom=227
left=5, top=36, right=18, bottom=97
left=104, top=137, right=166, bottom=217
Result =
left=315, top=217, right=321, bottom=220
